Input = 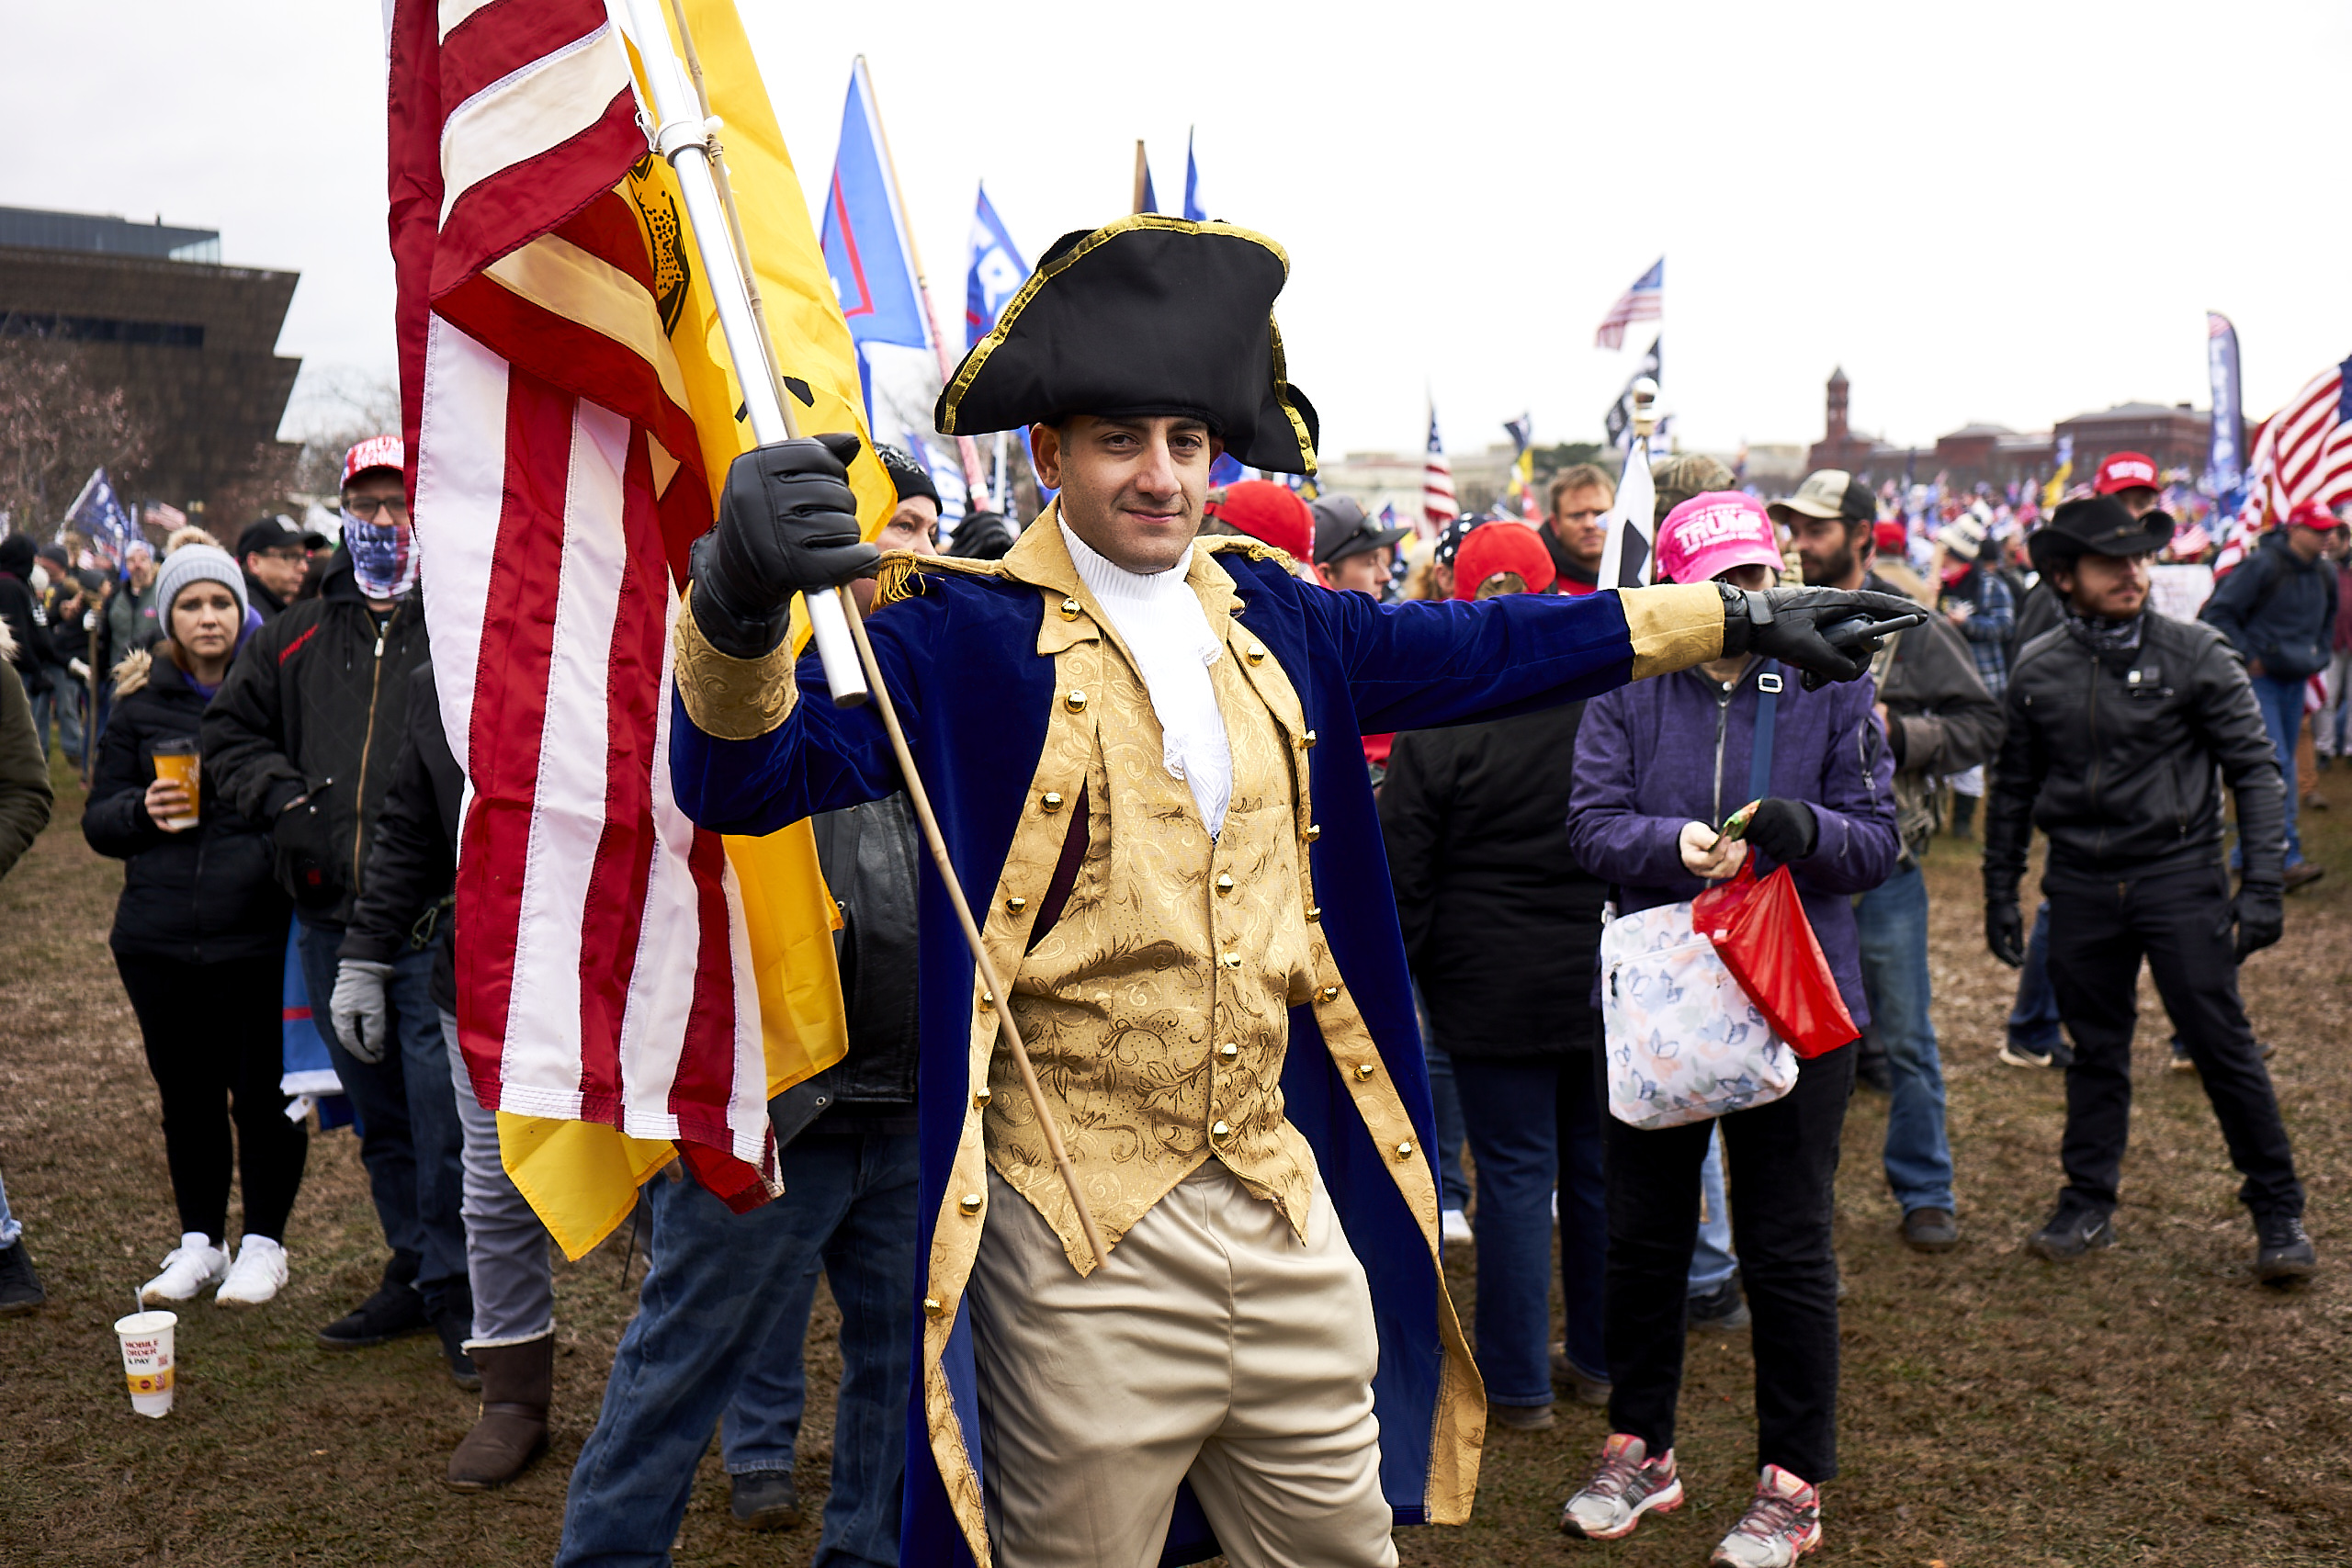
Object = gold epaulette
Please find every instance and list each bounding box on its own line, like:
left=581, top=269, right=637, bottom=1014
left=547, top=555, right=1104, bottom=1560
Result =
left=870, top=549, right=1009, bottom=609
left=1198, top=534, right=1302, bottom=574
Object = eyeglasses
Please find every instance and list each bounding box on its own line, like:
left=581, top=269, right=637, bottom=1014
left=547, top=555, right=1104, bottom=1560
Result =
left=344, top=495, right=411, bottom=522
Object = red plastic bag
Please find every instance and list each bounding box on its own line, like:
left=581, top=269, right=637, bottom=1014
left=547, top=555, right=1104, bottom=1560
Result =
left=1690, top=859, right=1858, bottom=1058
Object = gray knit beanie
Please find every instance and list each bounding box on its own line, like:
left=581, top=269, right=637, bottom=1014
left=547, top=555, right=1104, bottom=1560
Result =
left=154, top=543, right=248, bottom=626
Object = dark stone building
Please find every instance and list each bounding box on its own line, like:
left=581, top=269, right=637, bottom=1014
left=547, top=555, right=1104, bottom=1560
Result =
left=0, top=206, right=300, bottom=513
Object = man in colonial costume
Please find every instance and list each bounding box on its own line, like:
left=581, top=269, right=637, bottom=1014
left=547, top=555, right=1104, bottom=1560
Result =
left=666, top=216, right=1911, bottom=1567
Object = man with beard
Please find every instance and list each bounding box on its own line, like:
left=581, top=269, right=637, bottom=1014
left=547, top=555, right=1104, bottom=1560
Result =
left=1779, top=469, right=1997, bottom=1252
left=1986, top=497, right=2310, bottom=1280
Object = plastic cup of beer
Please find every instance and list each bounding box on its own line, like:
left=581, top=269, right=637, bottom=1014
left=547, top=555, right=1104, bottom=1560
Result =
left=114, top=1310, right=178, bottom=1417
left=152, top=738, right=200, bottom=829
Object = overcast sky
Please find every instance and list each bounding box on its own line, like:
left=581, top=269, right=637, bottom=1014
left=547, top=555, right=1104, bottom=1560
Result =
left=9, top=1, right=2349, bottom=465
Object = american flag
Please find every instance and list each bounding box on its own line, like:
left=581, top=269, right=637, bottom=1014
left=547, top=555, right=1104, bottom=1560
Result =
left=1594, top=257, right=1663, bottom=350
left=2245, top=354, right=2352, bottom=530
left=387, top=0, right=842, bottom=1230
left=1422, top=404, right=1455, bottom=532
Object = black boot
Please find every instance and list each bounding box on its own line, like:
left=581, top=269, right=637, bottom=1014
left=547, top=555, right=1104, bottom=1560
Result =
left=317, top=1261, right=431, bottom=1349
left=435, top=1286, right=481, bottom=1390
left=0, top=1239, right=45, bottom=1315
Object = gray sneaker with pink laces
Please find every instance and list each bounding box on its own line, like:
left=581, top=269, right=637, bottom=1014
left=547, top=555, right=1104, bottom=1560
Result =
left=1559, top=1432, right=1682, bottom=1540
left=1710, top=1464, right=1822, bottom=1566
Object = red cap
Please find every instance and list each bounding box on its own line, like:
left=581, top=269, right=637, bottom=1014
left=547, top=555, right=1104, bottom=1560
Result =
left=342, top=434, right=405, bottom=487
left=1873, top=520, right=1908, bottom=556
left=1452, top=522, right=1556, bottom=599
left=2093, top=451, right=2158, bottom=495
left=2288, top=500, right=2342, bottom=531
left=1207, top=479, right=1313, bottom=560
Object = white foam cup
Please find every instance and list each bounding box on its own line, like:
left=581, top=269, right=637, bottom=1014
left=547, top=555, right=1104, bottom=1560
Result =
left=114, top=1310, right=178, bottom=1417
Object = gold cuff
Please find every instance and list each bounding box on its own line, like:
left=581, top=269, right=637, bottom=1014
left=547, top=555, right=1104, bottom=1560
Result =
left=1620, top=582, right=1726, bottom=680
left=673, top=586, right=799, bottom=740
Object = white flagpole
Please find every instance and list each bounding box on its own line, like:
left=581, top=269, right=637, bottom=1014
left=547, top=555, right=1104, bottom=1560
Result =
left=615, top=0, right=867, bottom=706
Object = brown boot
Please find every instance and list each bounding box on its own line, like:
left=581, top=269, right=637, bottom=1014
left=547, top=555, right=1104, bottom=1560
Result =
left=445, top=1334, right=552, bottom=1492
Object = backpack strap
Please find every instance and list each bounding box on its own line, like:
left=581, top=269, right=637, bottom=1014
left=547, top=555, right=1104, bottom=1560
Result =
left=1748, top=660, right=1783, bottom=807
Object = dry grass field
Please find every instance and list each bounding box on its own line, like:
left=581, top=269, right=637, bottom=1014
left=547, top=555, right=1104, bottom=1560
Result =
left=3, top=755, right=2347, bottom=1566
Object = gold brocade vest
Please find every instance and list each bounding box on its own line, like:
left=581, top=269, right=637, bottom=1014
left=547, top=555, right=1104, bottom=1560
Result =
left=986, top=601, right=1320, bottom=1270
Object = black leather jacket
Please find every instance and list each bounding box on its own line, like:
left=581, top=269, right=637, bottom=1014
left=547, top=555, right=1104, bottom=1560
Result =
left=768, top=792, right=921, bottom=1145
left=1985, top=611, right=2286, bottom=897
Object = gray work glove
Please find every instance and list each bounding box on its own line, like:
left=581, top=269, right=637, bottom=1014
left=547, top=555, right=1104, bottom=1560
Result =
left=330, top=959, right=395, bottom=1066
left=689, top=433, right=879, bottom=659
left=1718, top=586, right=1924, bottom=689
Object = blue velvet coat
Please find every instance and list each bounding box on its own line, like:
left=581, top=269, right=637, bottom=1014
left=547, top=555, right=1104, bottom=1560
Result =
left=669, top=527, right=1722, bottom=1566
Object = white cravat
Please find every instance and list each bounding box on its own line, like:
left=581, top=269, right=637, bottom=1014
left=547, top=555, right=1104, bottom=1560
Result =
left=1060, top=520, right=1233, bottom=836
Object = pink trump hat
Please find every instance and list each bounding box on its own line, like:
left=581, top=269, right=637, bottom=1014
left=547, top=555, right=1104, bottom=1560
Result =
left=1655, top=491, right=1783, bottom=585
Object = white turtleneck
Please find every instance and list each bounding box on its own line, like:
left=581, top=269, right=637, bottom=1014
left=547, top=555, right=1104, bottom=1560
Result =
left=1060, top=519, right=1233, bottom=836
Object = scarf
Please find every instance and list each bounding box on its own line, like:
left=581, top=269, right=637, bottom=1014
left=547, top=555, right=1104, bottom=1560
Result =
left=345, top=517, right=419, bottom=601
left=1060, top=521, right=1233, bottom=837
left=2061, top=598, right=2144, bottom=656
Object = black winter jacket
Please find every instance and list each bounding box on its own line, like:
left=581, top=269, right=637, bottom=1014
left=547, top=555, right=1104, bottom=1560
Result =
left=0, top=570, right=67, bottom=682
left=84, top=653, right=291, bottom=963
left=1985, top=612, right=2286, bottom=897
left=201, top=554, right=429, bottom=929
left=2200, top=531, right=2338, bottom=681
left=768, top=793, right=922, bottom=1146
left=1378, top=702, right=1606, bottom=1058
left=340, top=663, right=458, bottom=1012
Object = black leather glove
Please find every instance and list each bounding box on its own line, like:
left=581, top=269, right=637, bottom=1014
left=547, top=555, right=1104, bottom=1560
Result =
left=1718, top=586, right=1924, bottom=689
left=1743, top=797, right=1818, bottom=864
left=1985, top=898, right=2025, bottom=968
left=2231, top=883, right=2284, bottom=962
left=690, top=434, right=879, bottom=659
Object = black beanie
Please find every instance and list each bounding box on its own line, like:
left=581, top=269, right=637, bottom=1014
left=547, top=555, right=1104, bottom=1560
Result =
left=0, top=535, right=33, bottom=579
left=875, top=443, right=941, bottom=512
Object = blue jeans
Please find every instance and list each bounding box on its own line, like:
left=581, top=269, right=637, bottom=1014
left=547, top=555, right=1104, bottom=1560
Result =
left=2248, top=673, right=2308, bottom=865
left=2007, top=902, right=2064, bottom=1054
left=0, top=1166, right=18, bottom=1247
left=1690, top=1132, right=1736, bottom=1294
left=559, top=1129, right=919, bottom=1568
left=1451, top=1056, right=1606, bottom=1401
left=28, top=669, right=84, bottom=766
left=295, top=919, right=467, bottom=1316
left=1855, top=862, right=1955, bottom=1213
left=1426, top=1043, right=1472, bottom=1213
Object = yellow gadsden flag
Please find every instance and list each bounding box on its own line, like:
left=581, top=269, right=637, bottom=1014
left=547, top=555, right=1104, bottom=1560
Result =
left=498, top=1, right=888, bottom=1258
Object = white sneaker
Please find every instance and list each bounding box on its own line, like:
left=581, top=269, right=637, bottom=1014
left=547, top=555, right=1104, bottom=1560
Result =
left=141, top=1233, right=229, bottom=1303
left=1441, top=1208, right=1474, bottom=1247
left=215, top=1236, right=288, bottom=1306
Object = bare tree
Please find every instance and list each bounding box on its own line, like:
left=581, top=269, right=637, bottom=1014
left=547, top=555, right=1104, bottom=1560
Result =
left=283, top=367, right=402, bottom=496
left=0, top=341, right=155, bottom=533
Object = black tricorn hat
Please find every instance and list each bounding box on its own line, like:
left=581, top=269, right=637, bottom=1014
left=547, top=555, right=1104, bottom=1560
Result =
left=934, top=216, right=1319, bottom=475
left=2029, top=496, right=2171, bottom=575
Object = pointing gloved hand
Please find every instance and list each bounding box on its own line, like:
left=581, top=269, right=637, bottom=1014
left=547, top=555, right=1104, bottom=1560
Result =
left=1985, top=898, right=2026, bottom=968
left=689, top=434, right=880, bottom=660
left=330, top=959, right=395, bottom=1066
left=1718, top=586, right=1926, bottom=689
left=1742, top=798, right=1819, bottom=864
left=2231, top=883, right=2284, bottom=962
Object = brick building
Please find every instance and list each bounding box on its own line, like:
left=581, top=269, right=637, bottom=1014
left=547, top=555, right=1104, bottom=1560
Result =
left=1802, top=367, right=2210, bottom=492
left=0, top=206, right=300, bottom=513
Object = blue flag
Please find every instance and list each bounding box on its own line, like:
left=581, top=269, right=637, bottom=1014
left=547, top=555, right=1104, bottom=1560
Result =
left=1208, top=451, right=1246, bottom=488
left=2205, top=312, right=2245, bottom=495
left=1141, top=160, right=1159, bottom=215
left=63, top=468, right=137, bottom=562
left=965, top=184, right=1028, bottom=349
left=1183, top=130, right=1206, bottom=222
left=821, top=62, right=927, bottom=355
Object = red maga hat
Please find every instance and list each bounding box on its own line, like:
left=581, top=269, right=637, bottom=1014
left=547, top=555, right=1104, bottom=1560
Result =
left=2092, top=451, right=2158, bottom=495
left=1452, top=521, right=1556, bottom=599
left=1206, top=479, right=1314, bottom=560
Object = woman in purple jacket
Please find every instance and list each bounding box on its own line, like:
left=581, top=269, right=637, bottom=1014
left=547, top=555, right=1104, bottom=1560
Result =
left=1560, top=493, right=1899, bottom=1568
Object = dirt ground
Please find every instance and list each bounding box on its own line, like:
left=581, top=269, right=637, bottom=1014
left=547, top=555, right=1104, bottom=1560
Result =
left=3, top=753, right=2348, bottom=1567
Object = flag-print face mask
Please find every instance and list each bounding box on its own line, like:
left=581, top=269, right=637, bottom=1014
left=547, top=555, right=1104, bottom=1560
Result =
left=346, top=518, right=418, bottom=601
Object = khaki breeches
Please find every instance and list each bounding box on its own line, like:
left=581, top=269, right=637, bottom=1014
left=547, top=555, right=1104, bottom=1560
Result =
left=967, top=1160, right=1399, bottom=1568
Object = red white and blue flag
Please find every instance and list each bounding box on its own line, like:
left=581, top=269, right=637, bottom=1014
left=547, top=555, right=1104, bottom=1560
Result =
left=2245, top=354, right=2352, bottom=532
left=820, top=59, right=926, bottom=354
left=1422, top=404, right=1455, bottom=532
left=1594, top=257, right=1663, bottom=350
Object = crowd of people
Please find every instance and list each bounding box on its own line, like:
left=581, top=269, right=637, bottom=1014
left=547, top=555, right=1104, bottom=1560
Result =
left=0, top=373, right=2343, bottom=1564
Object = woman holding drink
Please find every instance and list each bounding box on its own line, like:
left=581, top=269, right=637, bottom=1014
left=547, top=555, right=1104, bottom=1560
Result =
left=85, top=545, right=305, bottom=1306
